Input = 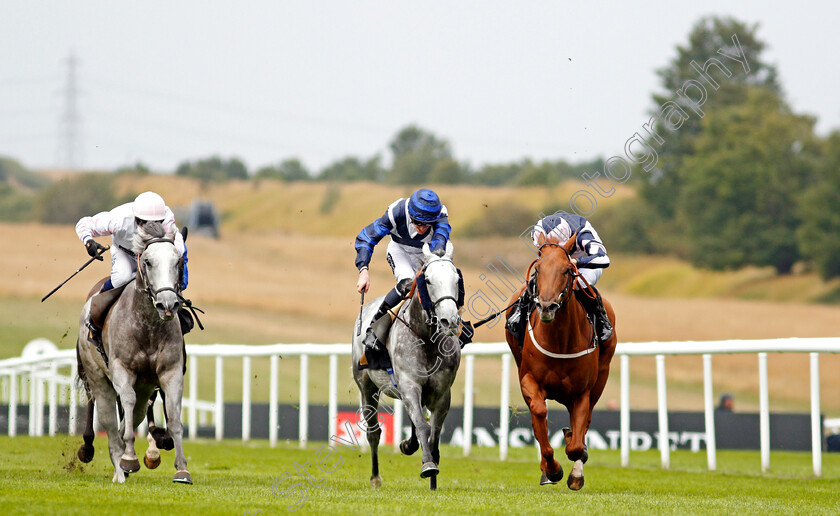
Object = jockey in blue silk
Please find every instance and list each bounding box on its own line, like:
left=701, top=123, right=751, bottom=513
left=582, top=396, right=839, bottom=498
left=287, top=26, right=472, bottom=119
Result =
left=508, top=211, right=614, bottom=344
left=355, top=188, right=451, bottom=351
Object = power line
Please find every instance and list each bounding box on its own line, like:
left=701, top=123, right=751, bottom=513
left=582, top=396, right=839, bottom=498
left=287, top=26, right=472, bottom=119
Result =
left=57, top=53, right=82, bottom=169
left=87, top=77, right=396, bottom=135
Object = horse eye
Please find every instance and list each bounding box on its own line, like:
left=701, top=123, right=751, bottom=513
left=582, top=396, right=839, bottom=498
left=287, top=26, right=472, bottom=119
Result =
left=144, top=258, right=151, bottom=267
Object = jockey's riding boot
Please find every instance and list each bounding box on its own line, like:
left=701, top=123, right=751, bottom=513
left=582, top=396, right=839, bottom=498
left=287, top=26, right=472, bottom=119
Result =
left=505, top=281, right=534, bottom=348
left=505, top=299, right=522, bottom=339
left=362, top=327, right=381, bottom=352
left=363, top=285, right=404, bottom=352
left=363, top=302, right=392, bottom=352
left=458, top=321, right=474, bottom=348
left=85, top=314, right=103, bottom=351
left=592, top=289, right=613, bottom=343
left=579, top=287, right=613, bottom=343
left=178, top=307, right=194, bottom=336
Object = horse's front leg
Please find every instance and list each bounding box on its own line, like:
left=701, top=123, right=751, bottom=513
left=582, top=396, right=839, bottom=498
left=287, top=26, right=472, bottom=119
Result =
left=427, top=390, right=452, bottom=491
left=399, top=383, right=437, bottom=479
left=160, top=369, right=192, bottom=484
left=520, top=373, right=563, bottom=485
left=358, top=380, right=383, bottom=488
left=399, top=423, right=419, bottom=456
left=91, top=386, right=126, bottom=483
left=111, top=364, right=141, bottom=475
left=564, top=391, right=592, bottom=491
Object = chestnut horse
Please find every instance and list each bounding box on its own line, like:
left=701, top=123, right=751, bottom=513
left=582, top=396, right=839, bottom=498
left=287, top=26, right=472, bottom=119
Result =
left=504, top=233, right=616, bottom=490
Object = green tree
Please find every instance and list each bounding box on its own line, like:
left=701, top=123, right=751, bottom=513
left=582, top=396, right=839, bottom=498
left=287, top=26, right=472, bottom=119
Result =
left=639, top=16, right=781, bottom=224
left=387, top=125, right=453, bottom=184
left=428, top=158, right=468, bottom=184
left=35, top=173, right=125, bottom=224
left=255, top=158, right=311, bottom=181
left=0, top=156, right=49, bottom=190
left=318, top=156, right=382, bottom=182
left=471, top=162, right=525, bottom=186
left=678, top=88, right=819, bottom=274
left=176, top=156, right=248, bottom=181
left=797, top=131, right=840, bottom=280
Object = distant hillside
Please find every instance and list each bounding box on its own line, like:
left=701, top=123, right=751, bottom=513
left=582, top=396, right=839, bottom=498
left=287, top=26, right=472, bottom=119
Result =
left=0, top=157, right=50, bottom=191
left=11, top=171, right=836, bottom=306
left=103, top=173, right=839, bottom=305
left=108, top=174, right=635, bottom=238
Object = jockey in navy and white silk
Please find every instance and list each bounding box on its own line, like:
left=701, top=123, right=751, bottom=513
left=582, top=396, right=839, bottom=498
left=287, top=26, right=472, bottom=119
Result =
left=531, top=212, right=609, bottom=288
left=519, top=211, right=613, bottom=344
left=355, top=189, right=451, bottom=351
left=76, top=191, right=188, bottom=292
left=355, top=190, right=450, bottom=277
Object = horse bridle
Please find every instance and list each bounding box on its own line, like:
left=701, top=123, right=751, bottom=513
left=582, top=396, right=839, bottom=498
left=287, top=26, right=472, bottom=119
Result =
left=423, top=258, right=460, bottom=312
left=136, top=237, right=181, bottom=307
left=529, top=243, right=578, bottom=314
left=395, top=257, right=461, bottom=334
left=525, top=243, right=599, bottom=359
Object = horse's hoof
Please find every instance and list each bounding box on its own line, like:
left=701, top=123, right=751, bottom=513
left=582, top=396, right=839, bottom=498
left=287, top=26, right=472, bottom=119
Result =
left=159, top=435, right=175, bottom=451
left=567, top=474, right=585, bottom=491
left=400, top=439, right=418, bottom=456
left=539, top=472, right=557, bottom=485
left=420, top=462, right=439, bottom=478
left=77, top=444, right=94, bottom=463
left=546, top=465, right=564, bottom=483
left=370, top=475, right=382, bottom=488
left=173, top=471, right=193, bottom=484
left=143, top=453, right=161, bottom=469
left=152, top=427, right=175, bottom=450
left=120, top=458, right=141, bottom=474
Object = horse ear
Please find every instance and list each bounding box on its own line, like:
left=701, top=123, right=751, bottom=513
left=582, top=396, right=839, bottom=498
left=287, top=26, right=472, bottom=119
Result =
left=444, top=240, right=454, bottom=260
left=564, top=231, right=578, bottom=253
left=422, top=243, right=432, bottom=259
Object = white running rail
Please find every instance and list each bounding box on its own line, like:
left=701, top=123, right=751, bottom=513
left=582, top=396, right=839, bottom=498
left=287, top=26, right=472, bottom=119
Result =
left=1, top=338, right=838, bottom=476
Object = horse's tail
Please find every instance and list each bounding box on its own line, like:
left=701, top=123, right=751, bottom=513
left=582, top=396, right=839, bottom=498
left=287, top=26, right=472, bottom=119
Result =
left=75, top=342, right=91, bottom=398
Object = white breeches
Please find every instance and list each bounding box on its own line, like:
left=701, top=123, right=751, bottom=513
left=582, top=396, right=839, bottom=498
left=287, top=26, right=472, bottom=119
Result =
left=386, top=241, right=425, bottom=283
left=577, top=267, right=602, bottom=288
left=110, top=246, right=137, bottom=289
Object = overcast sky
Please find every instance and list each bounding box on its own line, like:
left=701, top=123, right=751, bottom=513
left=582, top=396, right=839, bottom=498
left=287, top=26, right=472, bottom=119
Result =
left=1, top=1, right=838, bottom=174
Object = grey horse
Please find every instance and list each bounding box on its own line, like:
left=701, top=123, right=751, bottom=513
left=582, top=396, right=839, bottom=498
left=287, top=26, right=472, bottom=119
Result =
left=76, top=221, right=191, bottom=484
left=352, top=241, right=462, bottom=490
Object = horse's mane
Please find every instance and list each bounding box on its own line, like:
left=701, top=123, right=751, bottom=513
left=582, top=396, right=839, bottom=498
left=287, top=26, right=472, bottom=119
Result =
left=132, top=221, right=175, bottom=254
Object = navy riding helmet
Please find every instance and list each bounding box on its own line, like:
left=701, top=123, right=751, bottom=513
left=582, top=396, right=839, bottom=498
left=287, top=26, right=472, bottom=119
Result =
left=408, top=189, right=442, bottom=224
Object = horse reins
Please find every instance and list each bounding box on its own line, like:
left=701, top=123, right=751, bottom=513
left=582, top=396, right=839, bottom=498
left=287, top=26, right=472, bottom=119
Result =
left=136, top=237, right=205, bottom=330
left=526, top=242, right=598, bottom=359
left=390, top=258, right=459, bottom=340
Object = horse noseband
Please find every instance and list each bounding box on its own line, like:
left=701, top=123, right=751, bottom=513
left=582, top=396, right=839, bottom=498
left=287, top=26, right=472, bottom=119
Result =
left=137, top=237, right=181, bottom=307
left=532, top=244, right=575, bottom=313
left=415, top=259, right=461, bottom=328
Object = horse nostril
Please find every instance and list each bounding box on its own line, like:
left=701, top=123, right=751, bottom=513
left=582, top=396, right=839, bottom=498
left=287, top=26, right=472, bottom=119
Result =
left=439, top=318, right=449, bottom=328
left=155, top=302, right=165, bottom=312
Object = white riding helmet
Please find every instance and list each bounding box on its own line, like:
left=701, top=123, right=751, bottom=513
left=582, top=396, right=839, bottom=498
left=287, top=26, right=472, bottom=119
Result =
left=132, top=191, right=167, bottom=221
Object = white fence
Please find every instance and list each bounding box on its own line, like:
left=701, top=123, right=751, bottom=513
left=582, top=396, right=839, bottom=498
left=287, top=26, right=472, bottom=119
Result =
left=1, top=338, right=838, bottom=476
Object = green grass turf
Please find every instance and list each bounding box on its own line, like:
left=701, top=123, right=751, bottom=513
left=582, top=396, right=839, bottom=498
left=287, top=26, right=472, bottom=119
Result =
left=1, top=436, right=839, bottom=515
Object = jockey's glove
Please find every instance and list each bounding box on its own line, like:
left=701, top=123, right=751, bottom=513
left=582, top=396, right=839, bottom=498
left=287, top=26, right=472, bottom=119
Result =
left=85, top=239, right=107, bottom=260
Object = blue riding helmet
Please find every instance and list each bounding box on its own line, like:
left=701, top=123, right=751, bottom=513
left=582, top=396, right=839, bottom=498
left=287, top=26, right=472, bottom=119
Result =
left=408, top=189, right=442, bottom=224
